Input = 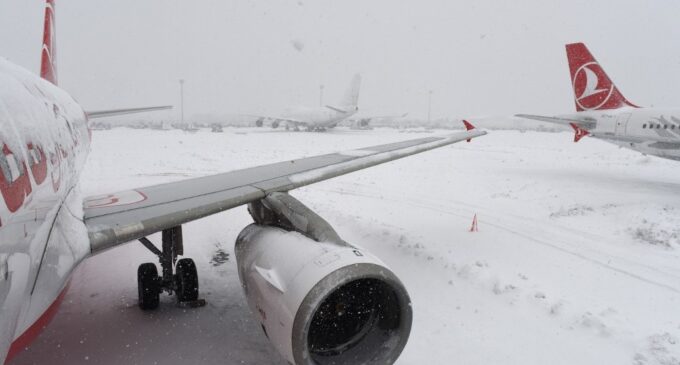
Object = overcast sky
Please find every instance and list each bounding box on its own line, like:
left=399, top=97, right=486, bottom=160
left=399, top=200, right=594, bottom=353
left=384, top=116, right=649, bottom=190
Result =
left=2, top=0, right=680, bottom=120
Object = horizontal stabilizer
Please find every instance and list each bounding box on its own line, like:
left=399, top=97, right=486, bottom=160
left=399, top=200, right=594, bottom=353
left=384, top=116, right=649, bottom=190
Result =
left=86, top=105, right=172, bottom=119
left=325, top=105, right=349, bottom=114
left=515, top=114, right=596, bottom=129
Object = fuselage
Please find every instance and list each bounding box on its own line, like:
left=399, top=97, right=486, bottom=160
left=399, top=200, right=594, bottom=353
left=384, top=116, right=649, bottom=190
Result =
left=0, top=57, right=90, bottom=363
left=562, top=107, right=680, bottom=160
left=282, top=105, right=358, bottom=129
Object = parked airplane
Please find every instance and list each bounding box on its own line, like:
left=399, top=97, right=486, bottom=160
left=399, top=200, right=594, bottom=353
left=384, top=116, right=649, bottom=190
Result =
left=254, top=74, right=361, bottom=131
left=345, top=112, right=409, bottom=130
left=517, top=42, right=680, bottom=161
left=0, top=2, right=486, bottom=364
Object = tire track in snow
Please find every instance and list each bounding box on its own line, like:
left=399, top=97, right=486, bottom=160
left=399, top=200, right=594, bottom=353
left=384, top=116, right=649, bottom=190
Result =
left=313, top=186, right=680, bottom=295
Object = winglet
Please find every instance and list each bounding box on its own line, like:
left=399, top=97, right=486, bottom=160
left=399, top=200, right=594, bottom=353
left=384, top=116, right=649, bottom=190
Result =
left=569, top=123, right=590, bottom=142
left=462, top=120, right=475, bottom=142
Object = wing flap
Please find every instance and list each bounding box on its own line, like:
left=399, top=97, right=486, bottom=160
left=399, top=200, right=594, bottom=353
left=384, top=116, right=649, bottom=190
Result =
left=84, top=129, right=486, bottom=254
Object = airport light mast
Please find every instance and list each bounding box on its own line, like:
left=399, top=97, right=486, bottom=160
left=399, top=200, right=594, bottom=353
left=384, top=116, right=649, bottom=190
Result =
left=320, top=84, right=324, bottom=106
left=428, top=90, right=433, bottom=123
left=179, top=79, right=185, bottom=124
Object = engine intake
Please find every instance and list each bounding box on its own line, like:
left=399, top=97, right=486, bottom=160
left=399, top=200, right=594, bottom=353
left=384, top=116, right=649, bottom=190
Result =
left=235, top=192, right=412, bottom=365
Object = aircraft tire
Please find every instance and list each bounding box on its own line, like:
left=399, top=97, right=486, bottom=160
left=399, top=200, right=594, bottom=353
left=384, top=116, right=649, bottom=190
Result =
left=175, top=258, right=199, bottom=302
left=138, top=263, right=160, bottom=310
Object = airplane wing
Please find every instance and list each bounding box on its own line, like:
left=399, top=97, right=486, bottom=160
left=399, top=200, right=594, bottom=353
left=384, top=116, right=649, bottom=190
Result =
left=515, top=114, right=597, bottom=129
left=84, top=128, right=486, bottom=254
left=86, top=106, right=173, bottom=119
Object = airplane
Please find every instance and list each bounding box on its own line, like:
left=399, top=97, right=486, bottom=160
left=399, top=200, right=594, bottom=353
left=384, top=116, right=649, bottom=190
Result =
left=345, top=112, right=409, bottom=130
left=254, top=74, right=361, bottom=131
left=0, top=2, right=486, bottom=365
left=517, top=42, right=680, bottom=161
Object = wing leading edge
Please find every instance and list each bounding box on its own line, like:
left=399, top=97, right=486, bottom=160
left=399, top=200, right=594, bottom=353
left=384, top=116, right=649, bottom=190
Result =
left=84, top=128, right=486, bottom=254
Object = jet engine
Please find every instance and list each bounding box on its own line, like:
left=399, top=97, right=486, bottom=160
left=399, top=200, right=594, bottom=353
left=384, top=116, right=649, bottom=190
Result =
left=235, top=192, right=412, bottom=365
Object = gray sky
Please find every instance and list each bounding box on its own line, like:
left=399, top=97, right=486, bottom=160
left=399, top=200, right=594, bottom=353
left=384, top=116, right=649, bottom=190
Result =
left=2, top=0, right=680, bottom=120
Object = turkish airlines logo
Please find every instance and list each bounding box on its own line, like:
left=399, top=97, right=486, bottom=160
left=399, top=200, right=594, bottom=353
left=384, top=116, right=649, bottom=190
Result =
left=572, top=61, right=614, bottom=111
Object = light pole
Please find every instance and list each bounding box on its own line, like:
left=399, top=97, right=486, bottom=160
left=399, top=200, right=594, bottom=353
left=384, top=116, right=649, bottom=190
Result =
left=427, top=90, right=433, bottom=123
left=179, top=79, right=185, bottom=125
left=319, top=84, right=324, bottom=106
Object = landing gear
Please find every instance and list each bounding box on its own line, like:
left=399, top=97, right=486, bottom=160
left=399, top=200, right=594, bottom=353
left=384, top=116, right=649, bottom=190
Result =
left=175, top=258, right=198, bottom=302
left=137, top=226, right=205, bottom=309
left=138, top=263, right=160, bottom=310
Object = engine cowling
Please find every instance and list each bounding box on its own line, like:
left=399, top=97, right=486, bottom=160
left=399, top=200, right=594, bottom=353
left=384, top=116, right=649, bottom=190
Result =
left=235, top=193, right=412, bottom=365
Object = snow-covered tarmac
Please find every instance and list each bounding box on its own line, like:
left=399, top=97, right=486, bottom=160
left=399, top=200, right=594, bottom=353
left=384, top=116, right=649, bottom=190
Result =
left=11, top=127, right=680, bottom=365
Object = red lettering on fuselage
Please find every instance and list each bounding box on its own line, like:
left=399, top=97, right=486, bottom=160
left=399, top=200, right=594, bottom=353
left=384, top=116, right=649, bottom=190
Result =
left=0, top=144, right=33, bottom=213
left=27, top=143, right=48, bottom=185
left=50, top=148, right=62, bottom=193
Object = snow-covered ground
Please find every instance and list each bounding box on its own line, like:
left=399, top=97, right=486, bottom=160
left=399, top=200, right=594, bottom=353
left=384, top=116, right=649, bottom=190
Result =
left=11, top=127, right=680, bottom=365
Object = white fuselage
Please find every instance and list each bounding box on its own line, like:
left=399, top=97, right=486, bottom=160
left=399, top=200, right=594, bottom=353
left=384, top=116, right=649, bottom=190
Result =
left=282, top=105, right=358, bottom=129
left=0, top=57, right=91, bottom=362
left=563, top=107, right=680, bottom=160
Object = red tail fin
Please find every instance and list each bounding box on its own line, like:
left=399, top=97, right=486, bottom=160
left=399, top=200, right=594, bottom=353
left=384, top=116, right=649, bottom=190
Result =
left=40, top=0, right=57, bottom=85
left=566, top=43, right=635, bottom=112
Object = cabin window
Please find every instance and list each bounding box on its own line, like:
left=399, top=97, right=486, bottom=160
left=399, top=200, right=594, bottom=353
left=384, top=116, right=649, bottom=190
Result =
left=643, top=124, right=647, bottom=129
left=28, top=147, right=41, bottom=166
left=0, top=154, right=12, bottom=183
left=4, top=153, right=22, bottom=183
left=665, top=125, right=668, bottom=129
left=657, top=124, right=662, bottom=129
left=673, top=125, right=677, bottom=130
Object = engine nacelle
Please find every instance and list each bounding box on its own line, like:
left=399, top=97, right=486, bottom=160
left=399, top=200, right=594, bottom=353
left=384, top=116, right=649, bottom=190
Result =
left=235, top=193, right=412, bottom=365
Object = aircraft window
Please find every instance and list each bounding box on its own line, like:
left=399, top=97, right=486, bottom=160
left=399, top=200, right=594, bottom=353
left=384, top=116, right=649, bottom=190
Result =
left=665, top=125, right=668, bottom=129
left=29, top=148, right=40, bottom=166
left=673, top=125, right=677, bottom=130
left=643, top=124, right=647, bottom=129
left=5, top=153, right=22, bottom=182
left=0, top=154, right=12, bottom=183
left=657, top=124, right=662, bottom=129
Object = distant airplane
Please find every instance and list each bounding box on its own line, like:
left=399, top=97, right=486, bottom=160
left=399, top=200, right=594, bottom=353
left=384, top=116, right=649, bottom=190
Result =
left=254, top=74, right=361, bottom=131
left=517, top=42, right=680, bottom=161
left=345, top=112, right=409, bottom=130
left=0, top=2, right=486, bottom=365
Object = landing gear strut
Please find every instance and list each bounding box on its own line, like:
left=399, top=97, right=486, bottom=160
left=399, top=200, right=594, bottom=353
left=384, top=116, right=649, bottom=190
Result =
left=137, top=226, right=205, bottom=310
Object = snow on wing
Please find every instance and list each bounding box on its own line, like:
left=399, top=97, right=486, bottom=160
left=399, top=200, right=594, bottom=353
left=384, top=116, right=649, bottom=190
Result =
left=83, top=129, right=486, bottom=253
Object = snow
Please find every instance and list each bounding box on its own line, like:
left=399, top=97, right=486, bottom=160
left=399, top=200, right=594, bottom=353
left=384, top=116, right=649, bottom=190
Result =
left=10, top=127, right=680, bottom=365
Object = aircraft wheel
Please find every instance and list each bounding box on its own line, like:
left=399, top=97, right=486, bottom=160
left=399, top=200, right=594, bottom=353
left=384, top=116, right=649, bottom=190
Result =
left=138, top=263, right=160, bottom=310
left=175, top=258, right=199, bottom=302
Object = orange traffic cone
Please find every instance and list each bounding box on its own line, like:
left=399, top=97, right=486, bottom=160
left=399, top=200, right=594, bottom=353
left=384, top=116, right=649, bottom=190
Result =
left=469, top=214, right=478, bottom=232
